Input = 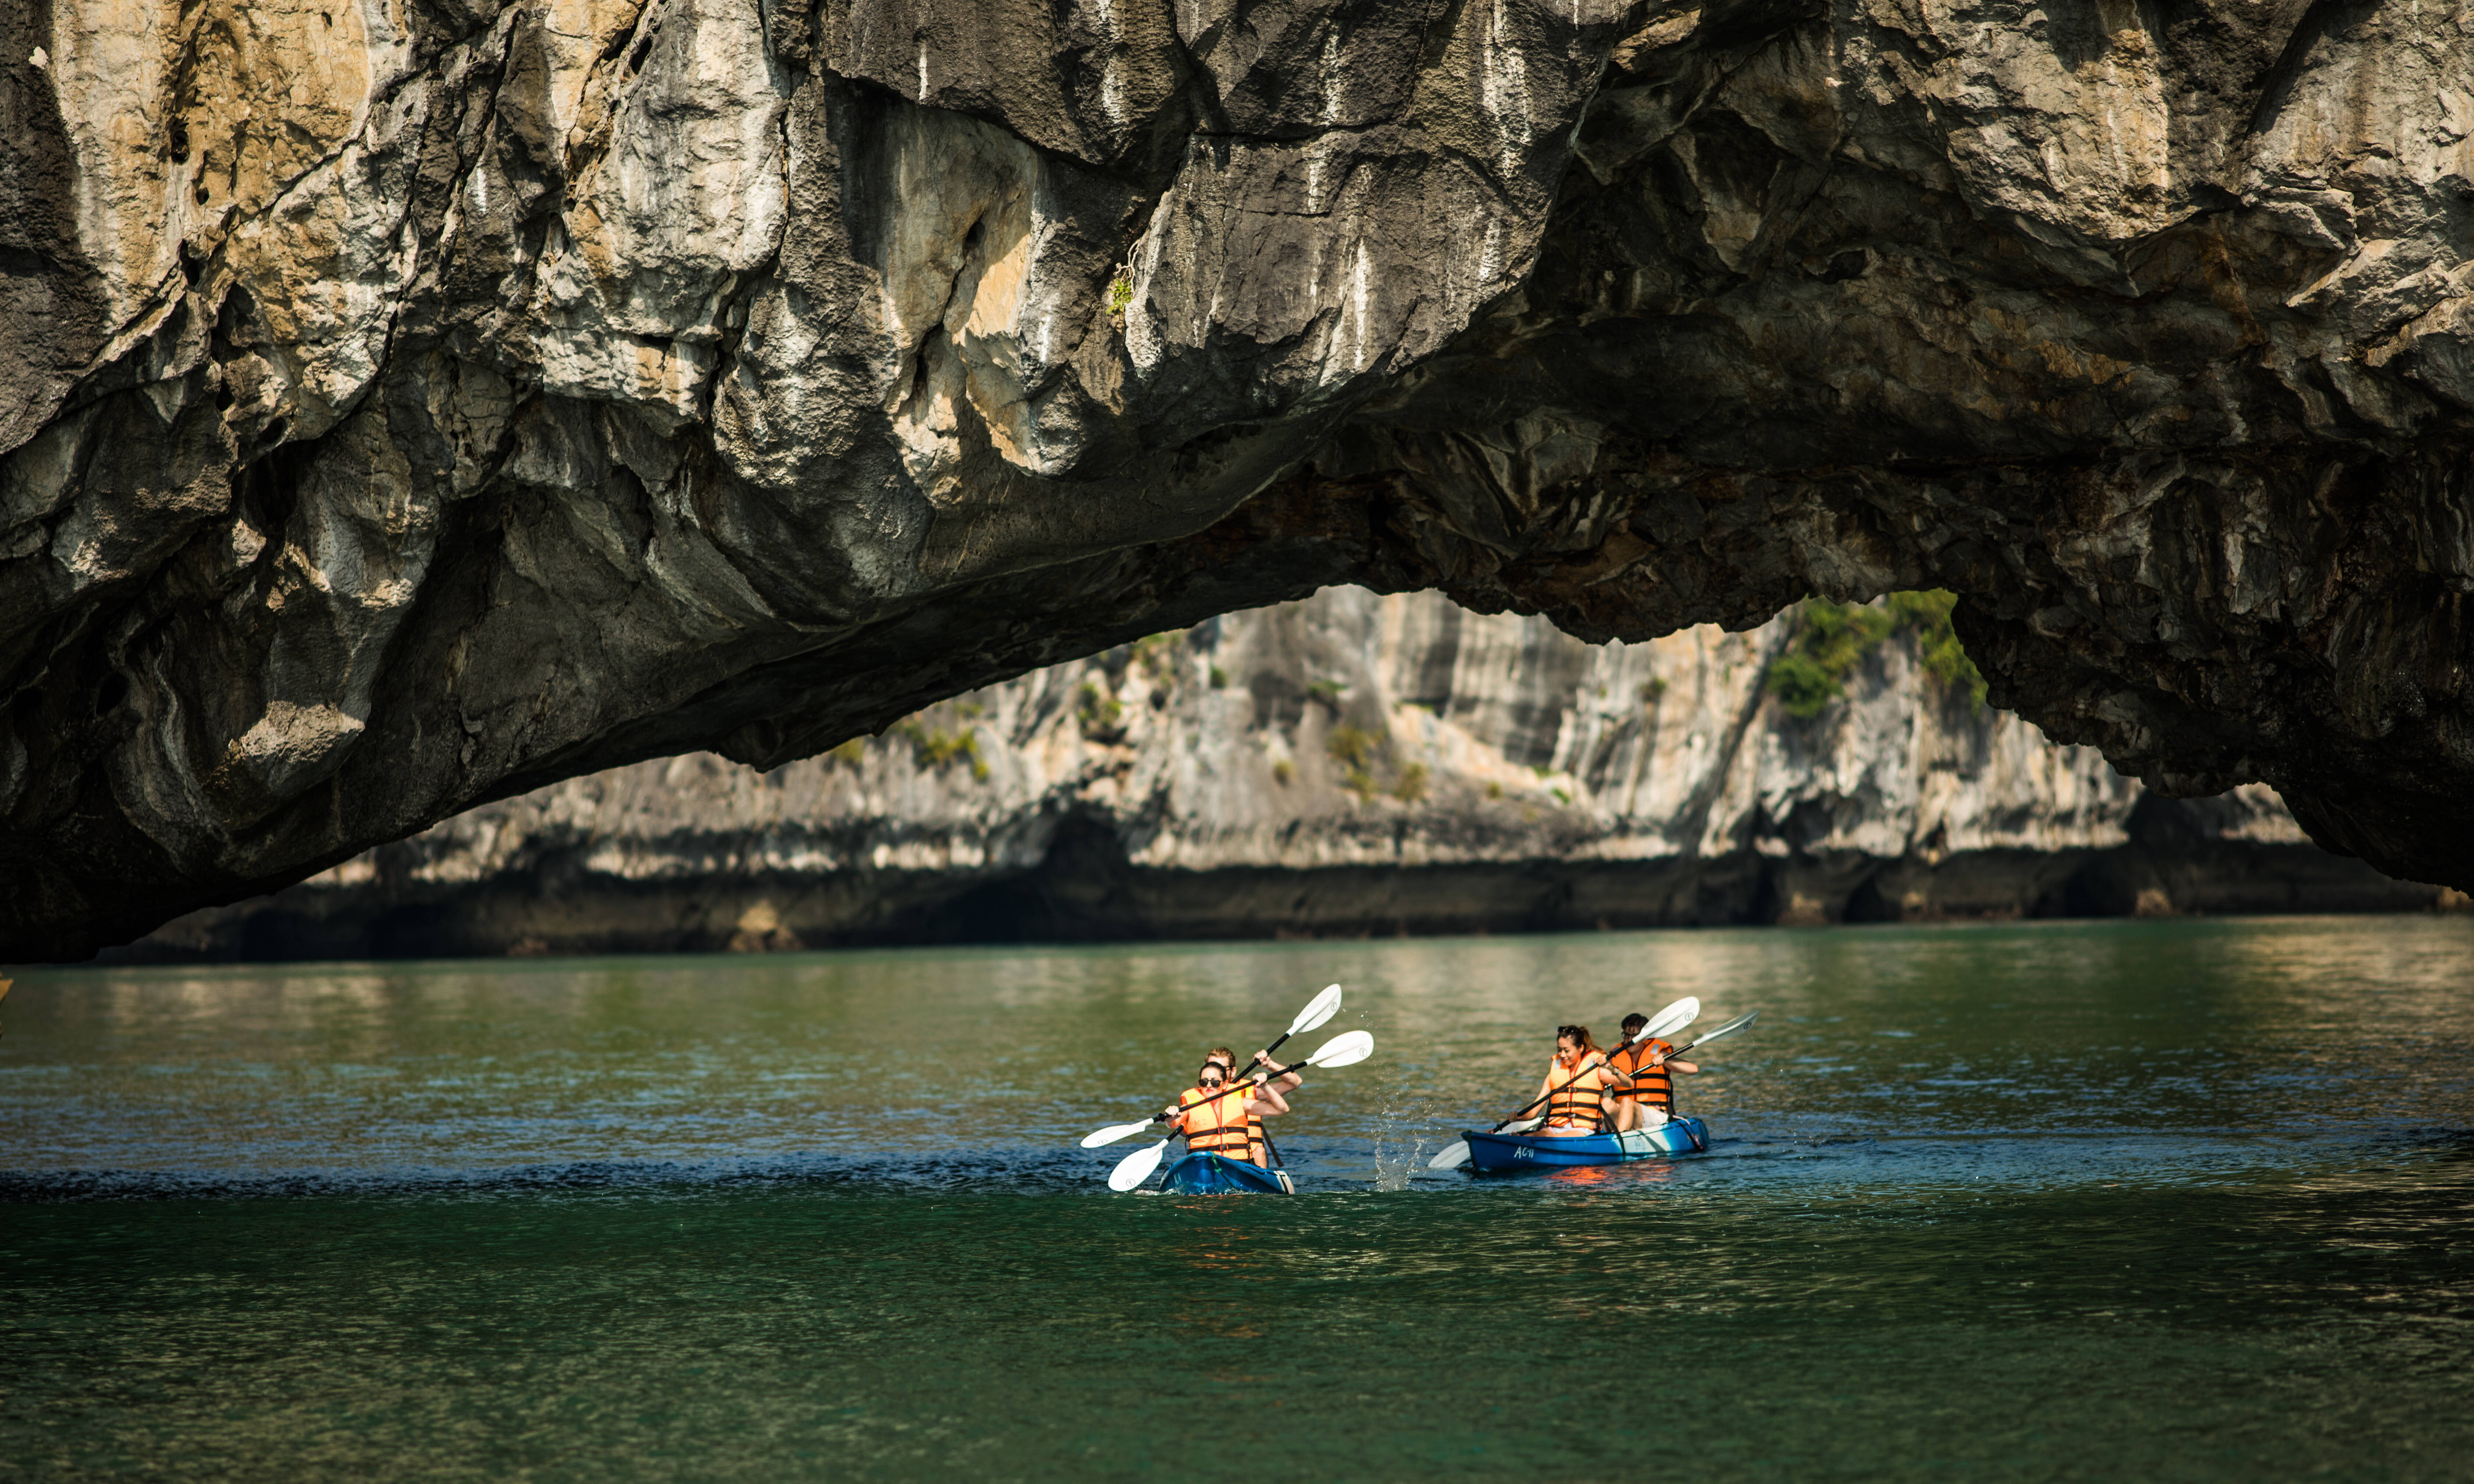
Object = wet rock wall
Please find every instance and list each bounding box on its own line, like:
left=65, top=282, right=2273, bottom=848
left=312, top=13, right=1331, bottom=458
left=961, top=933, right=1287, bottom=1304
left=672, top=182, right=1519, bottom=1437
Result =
left=10, top=0, right=2474, bottom=958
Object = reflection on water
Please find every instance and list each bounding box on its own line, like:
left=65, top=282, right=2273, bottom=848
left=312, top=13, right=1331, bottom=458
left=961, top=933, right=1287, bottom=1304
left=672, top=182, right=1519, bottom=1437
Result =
left=10, top=918, right=2470, bottom=1185
left=4, top=917, right=2472, bottom=1480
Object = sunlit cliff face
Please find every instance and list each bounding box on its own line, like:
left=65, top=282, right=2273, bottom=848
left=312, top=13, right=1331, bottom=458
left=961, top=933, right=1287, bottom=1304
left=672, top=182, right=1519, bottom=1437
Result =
left=3, top=0, right=2473, bottom=959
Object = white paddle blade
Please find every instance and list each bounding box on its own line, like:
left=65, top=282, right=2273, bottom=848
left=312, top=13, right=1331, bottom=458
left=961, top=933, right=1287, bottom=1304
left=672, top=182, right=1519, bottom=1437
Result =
left=1502, top=1115, right=1545, bottom=1134
left=1289, top=983, right=1345, bottom=1036
left=1428, top=1140, right=1472, bottom=1170
left=1642, top=995, right=1701, bottom=1042
left=1687, top=1009, right=1759, bottom=1047
left=1079, top=1120, right=1157, bottom=1149
left=1305, top=1029, right=1375, bottom=1068
left=1107, top=1139, right=1169, bottom=1191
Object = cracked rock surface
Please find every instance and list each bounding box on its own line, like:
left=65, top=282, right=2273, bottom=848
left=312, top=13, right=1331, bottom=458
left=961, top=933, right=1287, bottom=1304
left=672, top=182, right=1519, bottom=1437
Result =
left=5, top=0, right=2474, bottom=958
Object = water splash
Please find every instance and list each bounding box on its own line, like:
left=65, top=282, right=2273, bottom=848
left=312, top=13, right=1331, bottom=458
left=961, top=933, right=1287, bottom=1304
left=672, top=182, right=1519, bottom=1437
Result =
left=1367, top=1063, right=1454, bottom=1191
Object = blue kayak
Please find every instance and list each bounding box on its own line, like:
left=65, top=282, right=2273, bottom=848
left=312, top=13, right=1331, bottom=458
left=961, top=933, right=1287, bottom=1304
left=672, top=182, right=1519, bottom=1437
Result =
left=1158, top=1151, right=1296, bottom=1195
left=1462, top=1117, right=1710, bottom=1173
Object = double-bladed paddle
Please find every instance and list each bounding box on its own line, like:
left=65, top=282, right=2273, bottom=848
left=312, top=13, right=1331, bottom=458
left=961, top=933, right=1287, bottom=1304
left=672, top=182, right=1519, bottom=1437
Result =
left=1427, top=996, right=1709, bottom=1171
left=1105, top=1029, right=1375, bottom=1191
left=1078, top=983, right=1344, bottom=1150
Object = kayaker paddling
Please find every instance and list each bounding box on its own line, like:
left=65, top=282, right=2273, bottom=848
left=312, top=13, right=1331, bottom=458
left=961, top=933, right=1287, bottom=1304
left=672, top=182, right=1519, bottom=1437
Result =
left=1530, top=1024, right=1614, bottom=1136
left=1209, top=1045, right=1303, bottom=1098
left=1082, top=984, right=1372, bottom=1195
left=1603, top=1010, right=1699, bottom=1131
left=1164, top=1059, right=1288, bottom=1168
left=1427, top=1001, right=1756, bottom=1173
left=1208, top=1046, right=1301, bottom=1167
left=1160, top=1048, right=1300, bottom=1127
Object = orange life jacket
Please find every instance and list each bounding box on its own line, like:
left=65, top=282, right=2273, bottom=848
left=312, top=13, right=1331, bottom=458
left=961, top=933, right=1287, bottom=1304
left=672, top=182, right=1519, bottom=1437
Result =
left=1207, top=1063, right=1273, bottom=1164
left=1542, top=1053, right=1610, bottom=1130
left=1178, top=1084, right=1255, bottom=1160
left=1607, top=1038, right=1676, bottom=1112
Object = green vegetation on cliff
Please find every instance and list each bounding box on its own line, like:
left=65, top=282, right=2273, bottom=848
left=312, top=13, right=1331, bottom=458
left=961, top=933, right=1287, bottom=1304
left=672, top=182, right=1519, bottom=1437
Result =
left=1766, top=591, right=1988, bottom=718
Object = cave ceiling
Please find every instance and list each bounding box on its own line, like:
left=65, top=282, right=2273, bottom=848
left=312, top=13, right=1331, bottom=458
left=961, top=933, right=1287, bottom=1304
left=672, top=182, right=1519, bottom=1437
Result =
left=3, top=0, right=2472, bottom=958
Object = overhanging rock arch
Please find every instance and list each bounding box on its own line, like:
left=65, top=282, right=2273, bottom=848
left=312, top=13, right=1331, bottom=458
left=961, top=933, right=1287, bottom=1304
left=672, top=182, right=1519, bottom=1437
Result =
left=3, top=0, right=2470, bottom=958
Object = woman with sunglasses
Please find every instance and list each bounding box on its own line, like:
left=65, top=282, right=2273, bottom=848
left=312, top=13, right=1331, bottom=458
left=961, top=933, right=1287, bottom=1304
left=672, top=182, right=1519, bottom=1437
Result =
left=1163, top=1056, right=1289, bottom=1168
left=1206, top=1046, right=1300, bottom=1166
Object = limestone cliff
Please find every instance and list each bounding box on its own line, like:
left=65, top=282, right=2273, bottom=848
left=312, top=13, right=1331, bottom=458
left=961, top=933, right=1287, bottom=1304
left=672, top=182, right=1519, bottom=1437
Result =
left=9, top=0, right=2474, bottom=958
left=120, top=588, right=2437, bottom=959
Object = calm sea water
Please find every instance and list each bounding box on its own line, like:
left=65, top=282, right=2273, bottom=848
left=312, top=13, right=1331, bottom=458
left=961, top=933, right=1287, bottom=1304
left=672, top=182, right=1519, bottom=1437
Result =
left=4, top=919, right=2472, bottom=1480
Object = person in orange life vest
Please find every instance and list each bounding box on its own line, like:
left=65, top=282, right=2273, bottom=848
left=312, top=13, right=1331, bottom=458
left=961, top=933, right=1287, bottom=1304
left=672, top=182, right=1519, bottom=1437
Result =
left=1602, top=1010, right=1699, bottom=1132
left=1529, top=1024, right=1614, bottom=1136
left=1208, top=1046, right=1304, bottom=1105
left=1155, top=1050, right=1298, bottom=1126
left=1207, top=1045, right=1300, bottom=1166
left=1161, top=1058, right=1287, bottom=1167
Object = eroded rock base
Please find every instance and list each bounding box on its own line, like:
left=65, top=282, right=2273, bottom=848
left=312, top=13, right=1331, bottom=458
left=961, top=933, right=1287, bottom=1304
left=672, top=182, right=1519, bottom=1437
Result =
left=102, top=810, right=2447, bottom=964
left=104, top=591, right=2452, bottom=962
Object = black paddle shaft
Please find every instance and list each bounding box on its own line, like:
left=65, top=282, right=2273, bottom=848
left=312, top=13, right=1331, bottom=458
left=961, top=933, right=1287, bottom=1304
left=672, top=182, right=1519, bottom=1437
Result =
left=1604, top=1032, right=1726, bottom=1117
left=1255, top=1121, right=1287, bottom=1171
left=1150, top=1014, right=1312, bottom=1127
left=1154, top=1056, right=1308, bottom=1125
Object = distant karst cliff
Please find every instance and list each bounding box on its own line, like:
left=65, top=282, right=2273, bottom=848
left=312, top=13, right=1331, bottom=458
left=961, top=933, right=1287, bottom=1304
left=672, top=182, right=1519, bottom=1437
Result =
left=9, top=0, right=2474, bottom=958
left=121, top=589, right=2442, bottom=960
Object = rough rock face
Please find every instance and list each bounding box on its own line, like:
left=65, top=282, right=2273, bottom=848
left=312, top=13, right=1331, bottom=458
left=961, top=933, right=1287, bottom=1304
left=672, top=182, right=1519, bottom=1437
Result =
left=7, top=0, right=2474, bottom=959
left=119, top=588, right=2441, bottom=959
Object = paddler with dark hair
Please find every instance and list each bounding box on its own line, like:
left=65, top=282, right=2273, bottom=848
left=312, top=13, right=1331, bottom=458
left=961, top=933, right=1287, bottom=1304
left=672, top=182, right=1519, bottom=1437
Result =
left=1604, top=1010, right=1699, bottom=1131
left=1159, top=1051, right=1295, bottom=1168
left=1207, top=1046, right=1300, bottom=1166
left=1209, top=1045, right=1303, bottom=1099
left=1528, top=1024, right=1615, bottom=1136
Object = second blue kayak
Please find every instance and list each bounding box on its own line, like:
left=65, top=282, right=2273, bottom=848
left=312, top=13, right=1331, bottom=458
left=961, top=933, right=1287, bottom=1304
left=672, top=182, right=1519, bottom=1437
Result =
left=1462, top=1117, right=1711, bottom=1173
left=1158, top=1151, right=1295, bottom=1195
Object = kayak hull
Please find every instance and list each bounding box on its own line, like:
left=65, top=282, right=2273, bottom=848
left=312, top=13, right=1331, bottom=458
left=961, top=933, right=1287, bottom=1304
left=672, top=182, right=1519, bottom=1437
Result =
left=1159, top=1151, right=1296, bottom=1195
left=1462, top=1117, right=1710, bottom=1172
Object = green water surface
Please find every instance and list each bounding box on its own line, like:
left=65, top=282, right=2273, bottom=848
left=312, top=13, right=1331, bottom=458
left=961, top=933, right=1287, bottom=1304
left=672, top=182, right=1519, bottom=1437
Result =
left=4, top=918, right=2471, bottom=1479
